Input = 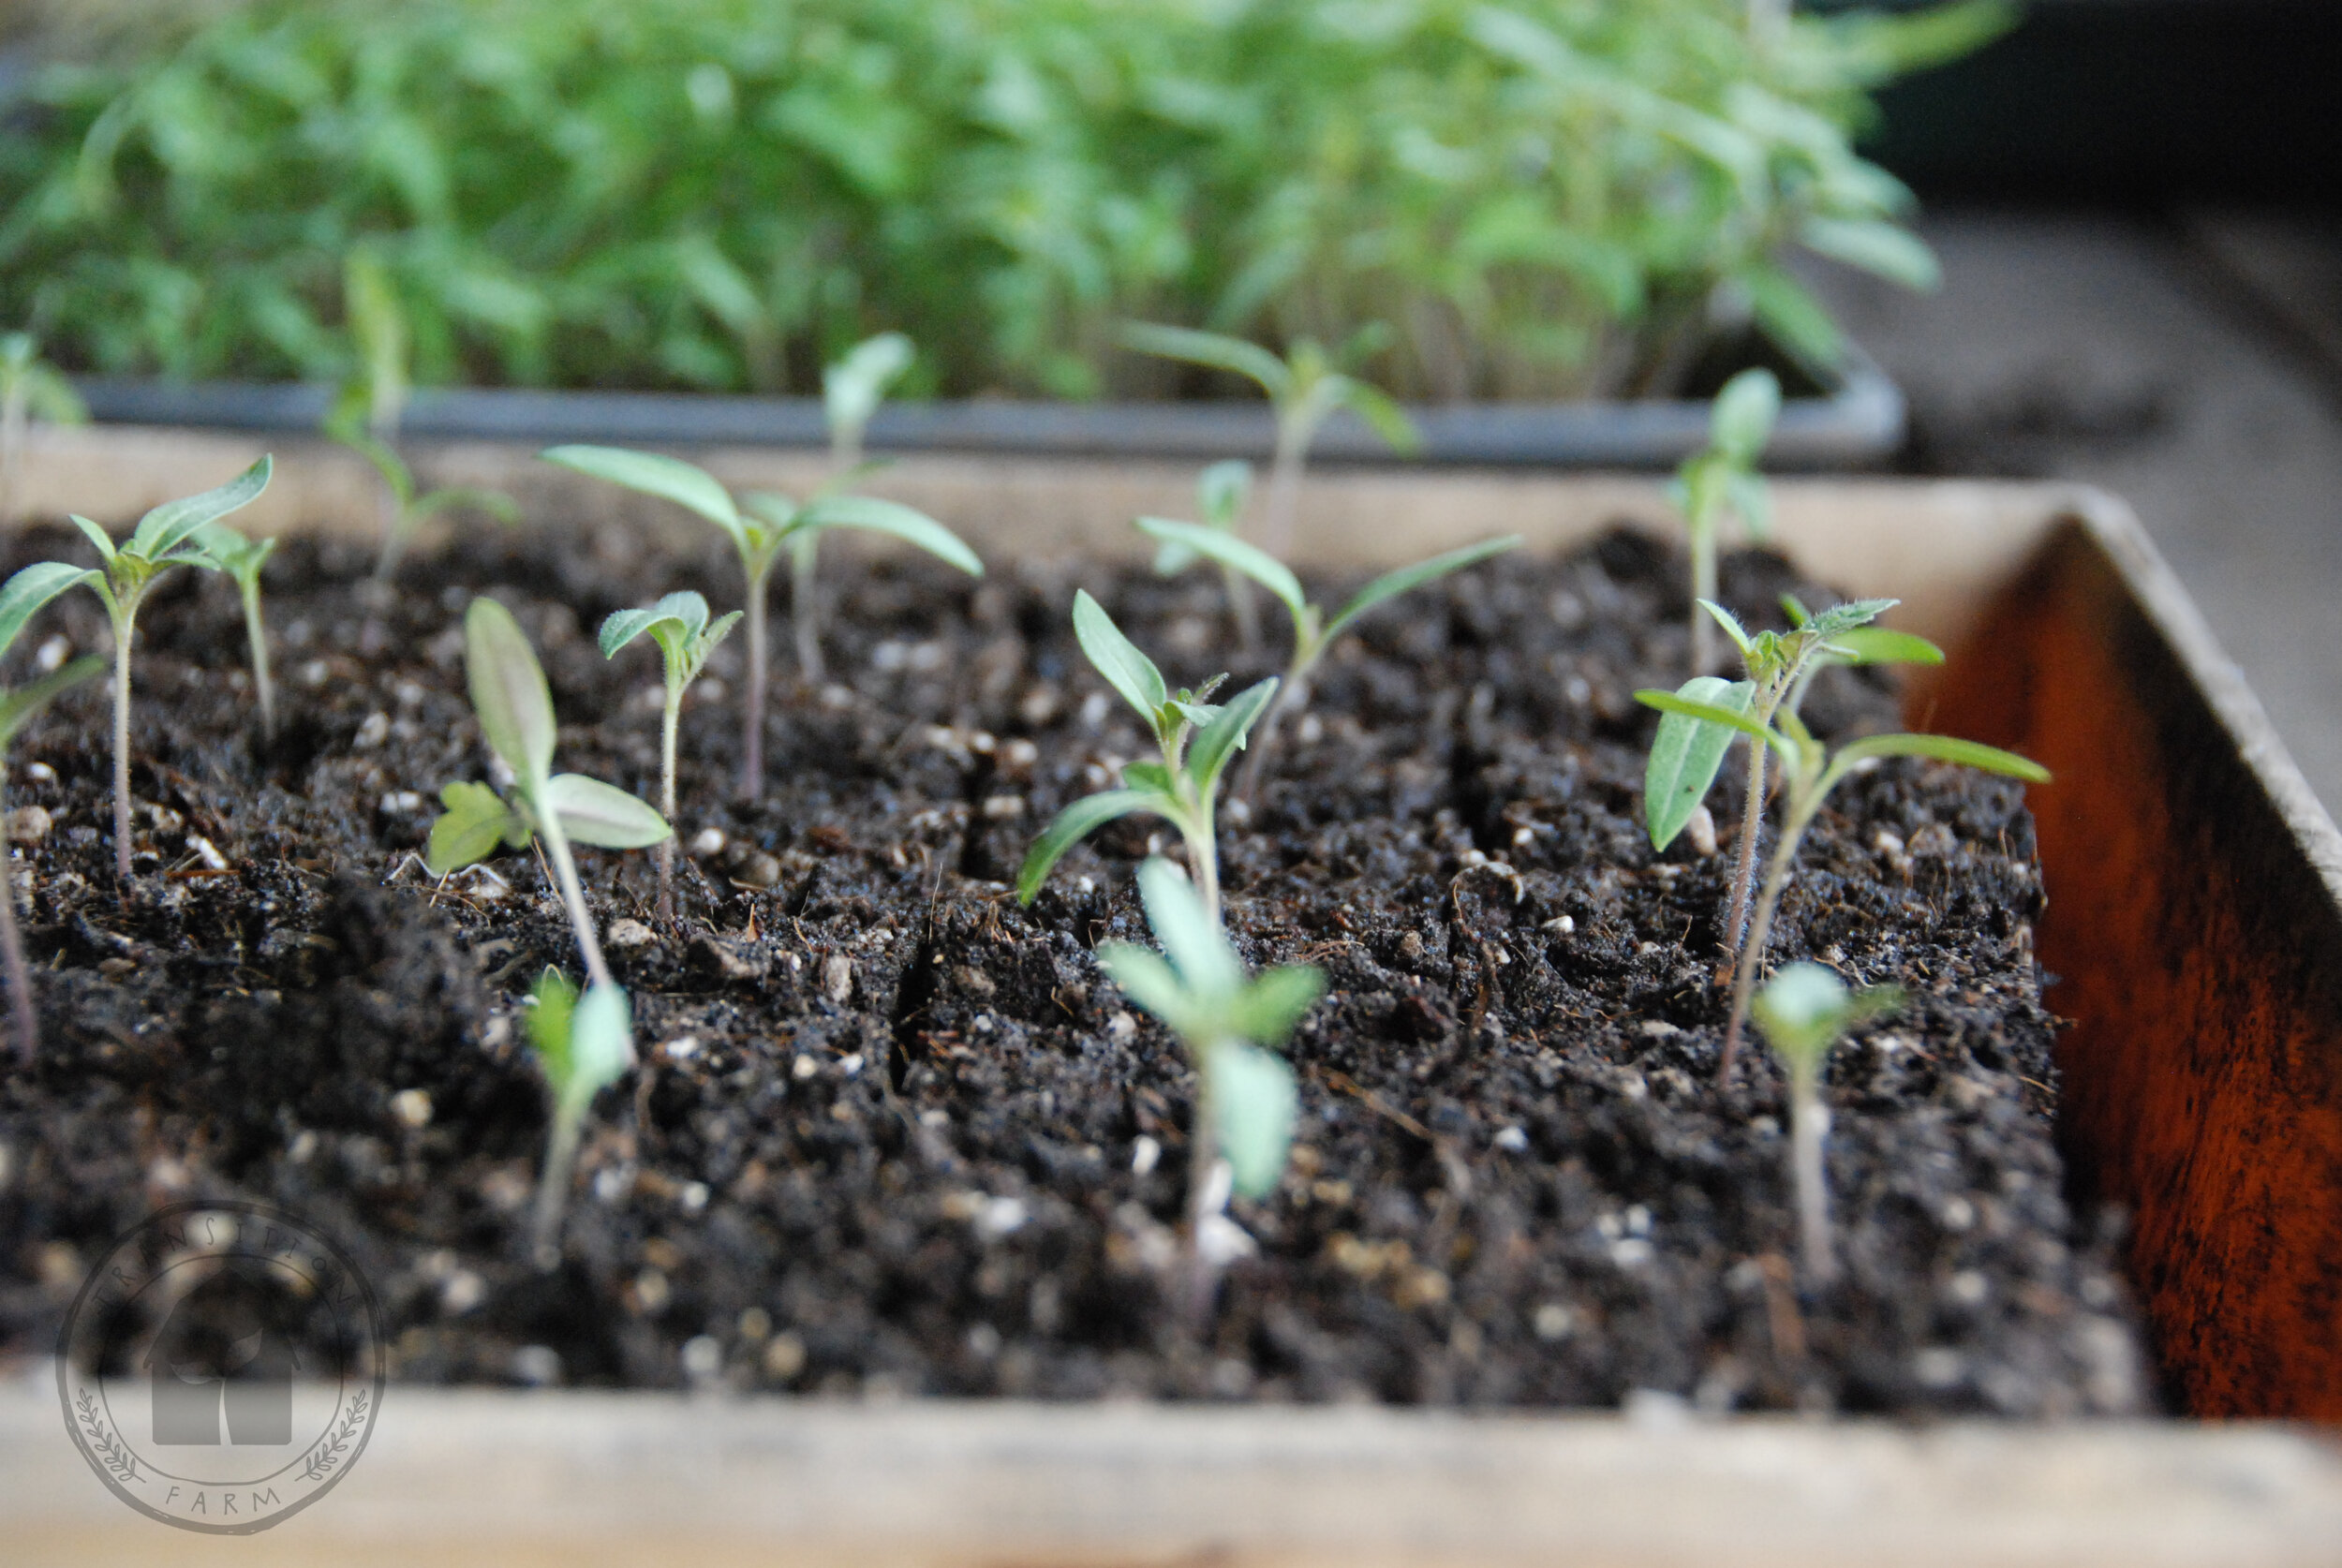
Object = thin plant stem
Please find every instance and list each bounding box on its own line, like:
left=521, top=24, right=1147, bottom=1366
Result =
left=110, top=609, right=135, bottom=887
left=241, top=576, right=274, bottom=739
left=0, top=765, right=34, bottom=1060
left=1689, top=525, right=1716, bottom=674
left=790, top=530, right=823, bottom=687
left=657, top=674, right=680, bottom=923
left=1722, top=736, right=1767, bottom=957
left=1184, top=1055, right=1222, bottom=1326
left=537, top=811, right=614, bottom=993
left=1222, top=560, right=1260, bottom=658
left=0, top=382, right=23, bottom=531
left=1235, top=658, right=1312, bottom=806
left=528, top=1105, right=583, bottom=1268
left=741, top=561, right=770, bottom=801
left=1719, top=795, right=1805, bottom=1081
left=1788, top=1061, right=1837, bottom=1284
left=1259, top=420, right=1306, bottom=559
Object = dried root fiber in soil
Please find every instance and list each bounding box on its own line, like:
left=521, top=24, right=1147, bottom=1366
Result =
left=0, top=521, right=2150, bottom=1415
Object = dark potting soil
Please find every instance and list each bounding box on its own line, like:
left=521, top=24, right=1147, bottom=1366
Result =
left=0, top=516, right=2151, bottom=1416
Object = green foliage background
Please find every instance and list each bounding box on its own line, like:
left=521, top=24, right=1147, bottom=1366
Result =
left=0, top=0, right=2003, bottom=401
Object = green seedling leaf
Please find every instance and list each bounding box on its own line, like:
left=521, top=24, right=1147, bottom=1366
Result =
left=1134, top=518, right=1305, bottom=621
left=599, top=590, right=710, bottom=658
left=527, top=968, right=579, bottom=1085
left=541, top=773, right=673, bottom=849
left=1698, top=599, right=1755, bottom=658
left=541, top=445, right=742, bottom=539
left=799, top=493, right=983, bottom=577
left=1826, top=627, right=1943, bottom=666
left=411, top=486, right=523, bottom=527
left=1121, top=759, right=1176, bottom=795
left=1197, top=461, right=1252, bottom=529
left=1096, top=945, right=1193, bottom=1038
left=1017, top=788, right=1156, bottom=903
left=1798, top=215, right=1942, bottom=292
left=1185, top=676, right=1278, bottom=799
left=1324, top=536, right=1521, bottom=643
left=1710, top=368, right=1780, bottom=465
left=1118, top=321, right=1289, bottom=398
left=1832, top=732, right=2050, bottom=782
left=127, top=455, right=272, bottom=560
left=0, top=656, right=103, bottom=749
left=1332, top=377, right=1423, bottom=456
left=68, top=515, right=117, bottom=564
left=0, top=561, right=99, bottom=657
left=1727, top=468, right=1773, bottom=541
left=1803, top=597, right=1897, bottom=639
left=823, top=331, right=913, bottom=444
left=1073, top=590, right=1167, bottom=725
left=1635, top=688, right=1789, bottom=756
left=1210, top=1040, right=1299, bottom=1199
left=464, top=596, right=557, bottom=784
left=424, top=779, right=526, bottom=874
left=1228, top=964, right=1325, bottom=1046
left=1753, top=961, right=1904, bottom=1074
left=1136, top=855, right=1240, bottom=999
left=1645, top=676, right=1756, bottom=850
left=188, top=522, right=275, bottom=579
left=563, top=983, right=634, bottom=1111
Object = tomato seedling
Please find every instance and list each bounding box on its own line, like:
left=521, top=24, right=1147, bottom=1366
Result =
left=599, top=591, right=740, bottom=921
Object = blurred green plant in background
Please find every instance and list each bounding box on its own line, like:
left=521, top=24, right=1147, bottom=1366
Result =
left=0, top=0, right=2006, bottom=403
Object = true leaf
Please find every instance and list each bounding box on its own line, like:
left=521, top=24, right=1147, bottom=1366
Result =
left=1184, top=677, right=1278, bottom=798
left=425, top=779, right=526, bottom=874
left=68, top=516, right=117, bottom=563
left=1645, top=676, right=1755, bottom=851
left=600, top=591, right=710, bottom=658
left=1096, top=944, right=1196, bottom=1039
left=1698, top=599, right=1755, bottom=658
left=464, top=596, right=557, bottom=784
left=1072, top=590, right=1166, bottom=725
left=127, top=455, right=272, bottom=560
left=1804, top=597, right=1898, bottom=638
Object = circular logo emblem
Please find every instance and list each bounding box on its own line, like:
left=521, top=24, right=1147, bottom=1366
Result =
left=55, top=1200, right=385, bottom=1534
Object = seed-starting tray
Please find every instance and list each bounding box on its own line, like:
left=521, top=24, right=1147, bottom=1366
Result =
left=1, top=430, right=2338, bottom=1561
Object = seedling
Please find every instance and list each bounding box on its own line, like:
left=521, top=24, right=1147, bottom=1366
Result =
left=1645, top=596, right=1943, bottom=962
left=599, top=591, right=740, bottom=921
left=1150, top=460, right=1265, bottom=652
left=186, top=522, right=278, bottom=738
left=1673, top=368, right=1779, bottom=673
left=1750, top=962, right=1902, bottom=1285
left=330, top=420, right=519, bottom=583
left=1119, top=323, right=1420, bottom=559
left=0, top=623, right=103, bottom=1058
left=542, top=444, right=980, bottom=798
left=1098, top=856, right=1322, bottom=1320
left=1133, top=518, right=1519, bottom=799
left=424, top=597, right=672, bottom=990
left=522, top=968, right=633, bottom=1267
left=1016, top=591, right=1276, bottom=922
left=0, top=333, right=85, bottom=530
left=1637, top=656, right=2045, bottom=1081
left=0, top=456, right=272, bottom=883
